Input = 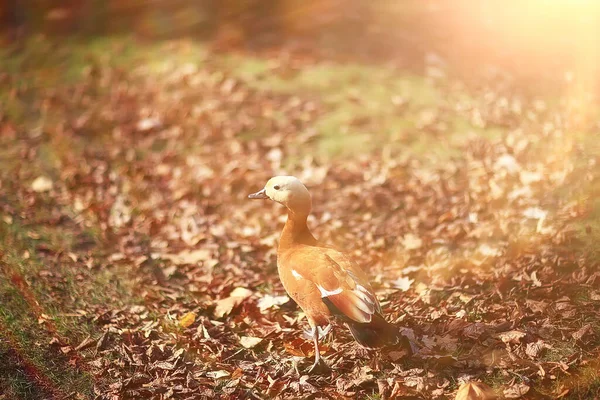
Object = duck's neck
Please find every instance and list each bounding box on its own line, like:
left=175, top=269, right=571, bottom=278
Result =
left=279, top=210, right=317, bottom=251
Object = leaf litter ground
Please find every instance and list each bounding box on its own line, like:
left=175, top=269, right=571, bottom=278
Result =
left=0, top=38, right=599, bottom=399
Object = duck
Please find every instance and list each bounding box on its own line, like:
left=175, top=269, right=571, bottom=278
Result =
left=248, top=176, right=400, bottom=371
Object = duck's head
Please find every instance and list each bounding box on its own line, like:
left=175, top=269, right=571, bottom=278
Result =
left=248, top=176, right=312, bottom=215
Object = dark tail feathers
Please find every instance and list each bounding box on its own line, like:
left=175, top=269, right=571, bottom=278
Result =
left=347, top=313, right=401, bottom=349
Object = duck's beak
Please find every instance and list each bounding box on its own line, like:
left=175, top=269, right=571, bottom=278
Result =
left=248, top=188, right=268, bottom=199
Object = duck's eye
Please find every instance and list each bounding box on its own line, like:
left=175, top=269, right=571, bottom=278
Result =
left=273, top=185, right=281, bottom=190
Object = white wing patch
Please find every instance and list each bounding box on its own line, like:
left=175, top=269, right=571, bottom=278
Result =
left=291, top=269, right=303, bottom=280
left=356, top=284, right=369, bottom=293
left=317, top=285, right=343, bottom=298
left=354, top=284, right=378, bottom=314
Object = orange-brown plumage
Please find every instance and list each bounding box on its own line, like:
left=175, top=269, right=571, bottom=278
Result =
left=249, top=176, right=399, bottom=371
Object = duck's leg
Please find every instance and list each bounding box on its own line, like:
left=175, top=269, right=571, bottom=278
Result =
left=307, top=321, right=321, bottom=372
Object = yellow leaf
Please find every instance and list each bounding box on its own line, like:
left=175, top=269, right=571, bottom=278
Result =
left=179, top=312, right=196, bottom=328
left=455, top=382, right=497, bottom=400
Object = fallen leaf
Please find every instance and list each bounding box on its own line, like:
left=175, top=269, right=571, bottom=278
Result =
left=572, top=324, right=592, bottom=341
left=284, top=337, right=328, bottom=357
left=525, top=340, right=549, bottom=358
left=31, top=176, right=53, bottom=192
left=239, top=336, right=263, bottom=349
left=387, top=349, right=410, bottom=362
left=525, top=299, right=548, bottom=313
left=497, top=330, right=527, bottom=344
left=257, top=294, right=289, bottom=311
left=523, top=207, right=547, bottom=220
left=478, top=244, right=502, bottom=257
left=161, top=249, right=213, bottom=265
left=74, top=336, right=95, bottom=351
left=494, top=154, right=521, bottom=173
left=402, top=233, right=423, bottom=250
left=391, top=276, right=414, bottom=291
left=455, top=381, right=497, bottom=399
left=519, top=170, right=543, bottom=185
left=206, top=370, right=230, bottom=379
left=155, top=361, right=175, bottom=370
left=213, top=287, right=253, bottom=318
left=179, top=312, right=196, bottom=328
left=503, top=383, right=530, bottom=399
left=137, top=117, right=162, bottom=131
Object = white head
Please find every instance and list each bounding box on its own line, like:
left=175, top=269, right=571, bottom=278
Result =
left=248, top=176, right=312, bottom=215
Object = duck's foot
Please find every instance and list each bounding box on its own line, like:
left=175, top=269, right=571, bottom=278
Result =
left=302, top=324, right=331, bottom=340
left=306, top=357, right=328, bottom=374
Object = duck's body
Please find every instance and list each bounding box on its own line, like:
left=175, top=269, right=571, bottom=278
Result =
left=249, top=176, right=399, bottom=370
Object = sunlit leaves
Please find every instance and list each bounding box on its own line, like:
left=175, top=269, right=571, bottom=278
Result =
left=239, top=336, right=263, bottom=349
left=455, top=382, right=497, bottom=400
left=31, top=176, right=54, bottom=192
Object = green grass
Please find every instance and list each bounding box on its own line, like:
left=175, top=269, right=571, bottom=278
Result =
left=216, top=52, right=508, bottom=160
left=0, top=279, right=94, bottom=399
left=547, top=131, right=600, bottom=258
left=0, top=189, right=140, bottom=398
left=541, top=363, right=600, bottom=399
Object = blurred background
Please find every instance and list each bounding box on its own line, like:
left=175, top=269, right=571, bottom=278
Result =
left=2, top=0, right=600, bottom=86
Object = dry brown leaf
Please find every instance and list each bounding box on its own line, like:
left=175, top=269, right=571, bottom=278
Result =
left=525, top=340, right=549, bottom=358
left=503, top=383, right=530, bottom=399
left=284, top=337, right=329, bottom=357
left=572, top=324, right=592, bottom=341
left=455, top=382, right=497, bottom=400
left=162, top=249, right=213, bottom=265
left=525, top=299, right=548, bottom=313
left=155, top=361, right=175, bottom=370
left=74, top=335, right=95, bottom=351
left=213, top=287, right=253, bottom=318
left=497, top=330, right=527, bottom=344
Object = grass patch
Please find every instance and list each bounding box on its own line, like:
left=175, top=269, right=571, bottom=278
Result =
left=541, top=363, right=600, bottom=399
left=0, top=279, right=94, bottom=399
left=218, top=52, right=508, bottom=160
left=549, top=131, right=600, bottom=259
left=1, top=36, right=504, bottom=162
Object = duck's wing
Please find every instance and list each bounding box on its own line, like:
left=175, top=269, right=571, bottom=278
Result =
left=286, top=247, right=381, bottom=323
